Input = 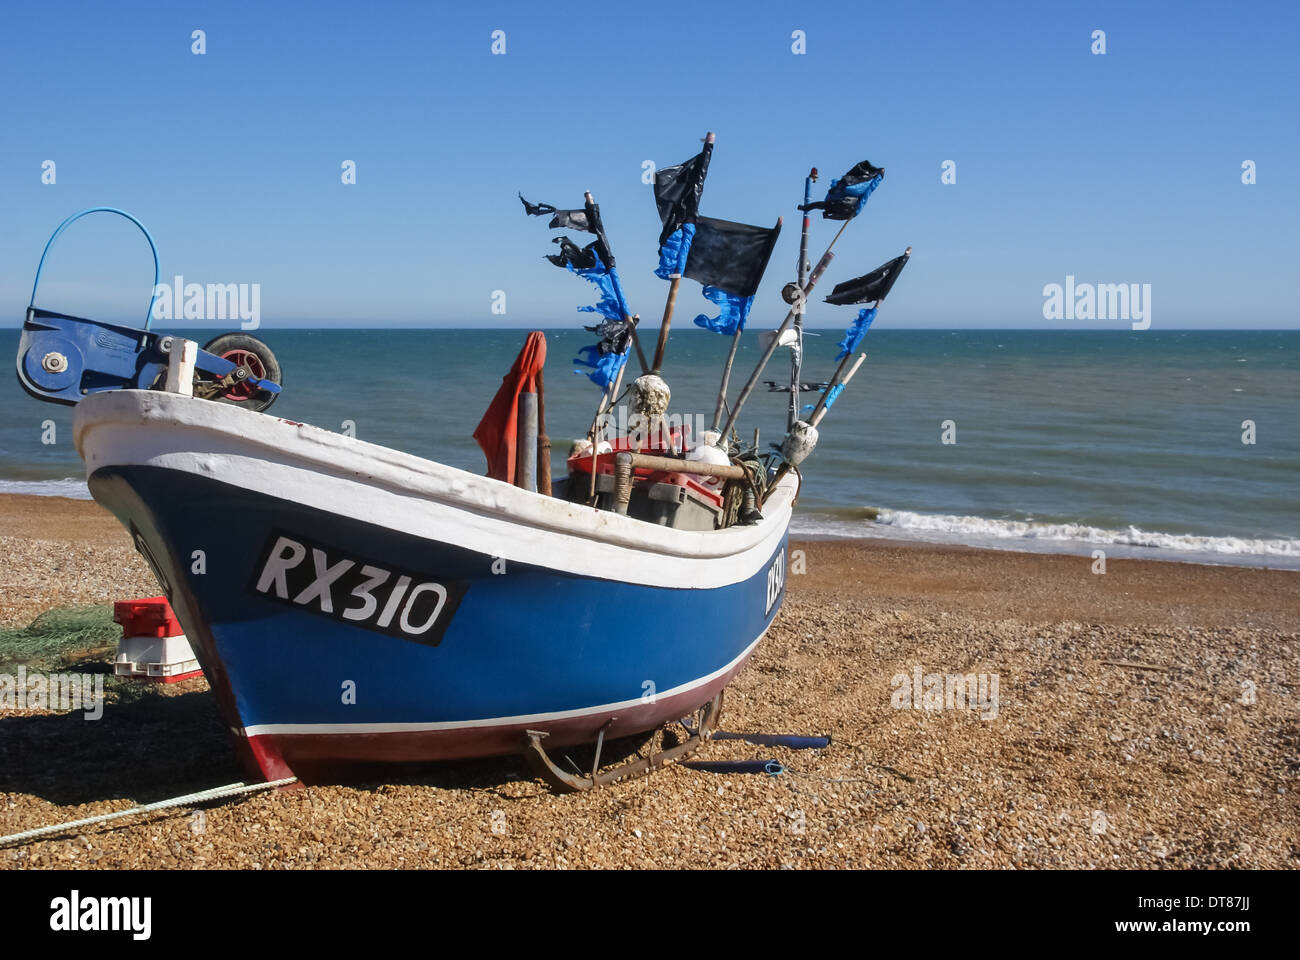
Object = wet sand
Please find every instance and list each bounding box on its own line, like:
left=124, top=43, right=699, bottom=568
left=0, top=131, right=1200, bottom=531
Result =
left=1, top=494, right=1297, bottom=868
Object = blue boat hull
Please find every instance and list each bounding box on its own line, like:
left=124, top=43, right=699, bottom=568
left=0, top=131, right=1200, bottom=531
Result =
left=88, top=464, right=789, bottom=780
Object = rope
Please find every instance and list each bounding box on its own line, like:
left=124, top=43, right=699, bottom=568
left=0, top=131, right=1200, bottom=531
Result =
left=0, top=777, right=297, bottom=848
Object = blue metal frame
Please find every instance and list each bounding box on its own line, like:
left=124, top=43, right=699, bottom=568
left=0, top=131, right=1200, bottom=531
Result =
left=16, top=209, right=280, bottom=406
left=29, top=207, right=161, bottom=329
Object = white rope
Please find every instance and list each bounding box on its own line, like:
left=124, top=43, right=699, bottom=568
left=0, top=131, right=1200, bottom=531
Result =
left=0, top=777, right=297, bottom=847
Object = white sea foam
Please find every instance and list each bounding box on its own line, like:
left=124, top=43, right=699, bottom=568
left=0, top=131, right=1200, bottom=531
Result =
left=792, top=507, right=1300, bottom=569
left=0, top=477, right=92, bottom=499
left=875, top=509, right=1300, bottom=557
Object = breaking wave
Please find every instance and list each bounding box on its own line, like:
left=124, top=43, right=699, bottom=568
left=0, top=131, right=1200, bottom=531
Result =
left=873, top=509, right=1300, bottom=557
left=0, top=478, right=92, bottom=499
left=792, top=506, right=1300, bottom=566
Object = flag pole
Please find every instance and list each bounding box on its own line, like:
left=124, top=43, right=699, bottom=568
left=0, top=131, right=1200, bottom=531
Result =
left=651, top=131, right=714, bottom=375
left=650, top=275, right=681, bottom=374
left=710, top=215, right=783, bottom=434
left=763, top=351, right=867, bottom=503
left=717, top=216, right=851, bottom=443
left=584, top=342, right=632, bottom=503
left=788, top=167, right=817, bottom=431
left=808, top=246, right=911, bottom=425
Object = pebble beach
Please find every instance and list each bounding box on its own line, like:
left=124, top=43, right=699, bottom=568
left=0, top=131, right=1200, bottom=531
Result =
left=1, top=494, right=1296, bottom=869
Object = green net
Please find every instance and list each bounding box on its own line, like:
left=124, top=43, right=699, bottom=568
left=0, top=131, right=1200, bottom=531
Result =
left=0, top=605, right=119, bottom=670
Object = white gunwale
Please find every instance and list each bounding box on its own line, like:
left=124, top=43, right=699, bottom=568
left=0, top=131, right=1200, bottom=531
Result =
left=74, top=390, right=797, bottom=590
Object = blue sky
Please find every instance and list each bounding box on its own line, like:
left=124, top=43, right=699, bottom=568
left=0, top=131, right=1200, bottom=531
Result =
left=1, top=0, right=1296, bottom=329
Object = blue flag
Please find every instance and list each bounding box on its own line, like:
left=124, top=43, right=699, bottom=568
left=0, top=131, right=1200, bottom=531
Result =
left=692, top=286, right=754, bottom=336
left=522, top=191, right=634, bottom=392
left=835, top=306, right=877, bottom=360
left=574, top=342, right=629, bottom=390
left=567, top=252, right=633, bottom=389
left=655, top=222, right=695, bottom=280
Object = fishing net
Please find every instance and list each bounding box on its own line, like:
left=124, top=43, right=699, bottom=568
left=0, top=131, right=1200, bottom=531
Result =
left=0, top=605, right=119, bottom=670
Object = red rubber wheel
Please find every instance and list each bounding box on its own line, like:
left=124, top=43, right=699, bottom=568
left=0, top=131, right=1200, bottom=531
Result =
left=217, top=348, right=266, bottom=402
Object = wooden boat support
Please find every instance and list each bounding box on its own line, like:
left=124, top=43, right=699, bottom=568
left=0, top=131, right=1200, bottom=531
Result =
left=611, top=447, right=754, bottom=515
left=613, top=452, right=747, bottom=516
left=523, top=693, right=724, bottom=792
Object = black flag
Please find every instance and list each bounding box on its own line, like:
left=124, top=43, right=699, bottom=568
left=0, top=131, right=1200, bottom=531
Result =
left=548, top=209, right=591, bottom=232
left=522, top=193, right=616, bottom=267
left=583, top=316, right=633, bottom=357
left=654, top=142, right=713, bottom=245
left=823, top=253, right=909, bottom=305
left=582, top=199, right=615, bottom=268
left=545, top=236, right=601, bottom=270
left=684, top=216, right=782, bottom=297
left=521, top=194, right=595, bottom=234
left=519, top=194, right=557, bottom=217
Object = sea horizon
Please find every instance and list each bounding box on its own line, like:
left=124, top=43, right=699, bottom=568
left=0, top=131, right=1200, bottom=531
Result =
left=3, top=328, right=1297, bottom=570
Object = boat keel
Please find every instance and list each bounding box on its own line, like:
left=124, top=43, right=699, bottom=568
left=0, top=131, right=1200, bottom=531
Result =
left=522, top=692, right=723, bottom=793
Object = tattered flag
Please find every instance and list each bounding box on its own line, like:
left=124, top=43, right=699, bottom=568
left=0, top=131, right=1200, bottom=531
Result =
left=653, top=143, right=714, bottom=278
left=519, top=194, right=557, bottom=217
left=799, top=160, right=884, bottom=221
left=654, top=143, right=713, bottom=245
left=824, top=252, right=909, bottom=306
left=684, top=216, right=782, bottom=335
left=834, top=306, right=878, bottom=361
left=574, top=316, right=633, bottom=390
left=545, top=236, right=601, bottom=271
left=522, top=189, right=633, bottom=390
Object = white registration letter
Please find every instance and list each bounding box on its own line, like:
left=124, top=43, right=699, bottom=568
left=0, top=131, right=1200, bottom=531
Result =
left=255, top=537, right=307, bottom=598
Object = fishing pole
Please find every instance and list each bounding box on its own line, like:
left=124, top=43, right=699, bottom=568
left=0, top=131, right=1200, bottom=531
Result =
left=716, top=216, right=852, bottom=444
left=585, top=323, right=635, bottom=503
left=808, top=247, right=911, bottom=426
left=763, top=351, right=867, bottom=502
left=788, top=167, right=818, bottom=432
left=762, top=247, right=912, bottom=501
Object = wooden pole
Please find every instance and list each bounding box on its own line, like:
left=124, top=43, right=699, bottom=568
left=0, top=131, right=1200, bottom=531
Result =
left=627, top=317, right=649, bottom=375
left=515, top=392, right=538, bottom=492
left=789, top=168, right=817, bottom=431
left=651, top=130, right=714, bottom=376
left=809, top=247, right=910, bottom=425
left=536, top=367, right=551, bottom=496
left=763, top=352, right=867, bottom=503
left=711, top=215, right=783, bottom=434
left=718, top=218, right=853, bottom=442
left=651, top=276, right=681, bottom=374
left=812, top=353, right=866, bottom=427
left=585, top=351, right=629, bottom=503
left=710, top=330, right=743, bottom=433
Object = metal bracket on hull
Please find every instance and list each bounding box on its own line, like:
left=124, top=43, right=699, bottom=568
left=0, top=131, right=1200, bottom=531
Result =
left=522, top=693, right=723, bottom=793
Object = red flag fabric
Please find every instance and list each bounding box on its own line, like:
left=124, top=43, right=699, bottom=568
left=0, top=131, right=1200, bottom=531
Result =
left=473, top=331, right=547, bottom=483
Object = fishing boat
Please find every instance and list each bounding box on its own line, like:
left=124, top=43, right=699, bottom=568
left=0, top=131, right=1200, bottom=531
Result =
left=17, top=142, right=908, bottom=790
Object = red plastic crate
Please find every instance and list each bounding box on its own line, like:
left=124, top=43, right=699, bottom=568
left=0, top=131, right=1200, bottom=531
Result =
left=112, top=596, right=183, bottom=638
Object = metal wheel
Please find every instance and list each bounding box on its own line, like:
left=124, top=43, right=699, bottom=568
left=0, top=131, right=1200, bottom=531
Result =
left=199, top=333, right=282, bottom=412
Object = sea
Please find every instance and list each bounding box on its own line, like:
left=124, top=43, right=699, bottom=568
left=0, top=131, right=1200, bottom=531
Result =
left=2, top=328, right=1298, bottom=570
